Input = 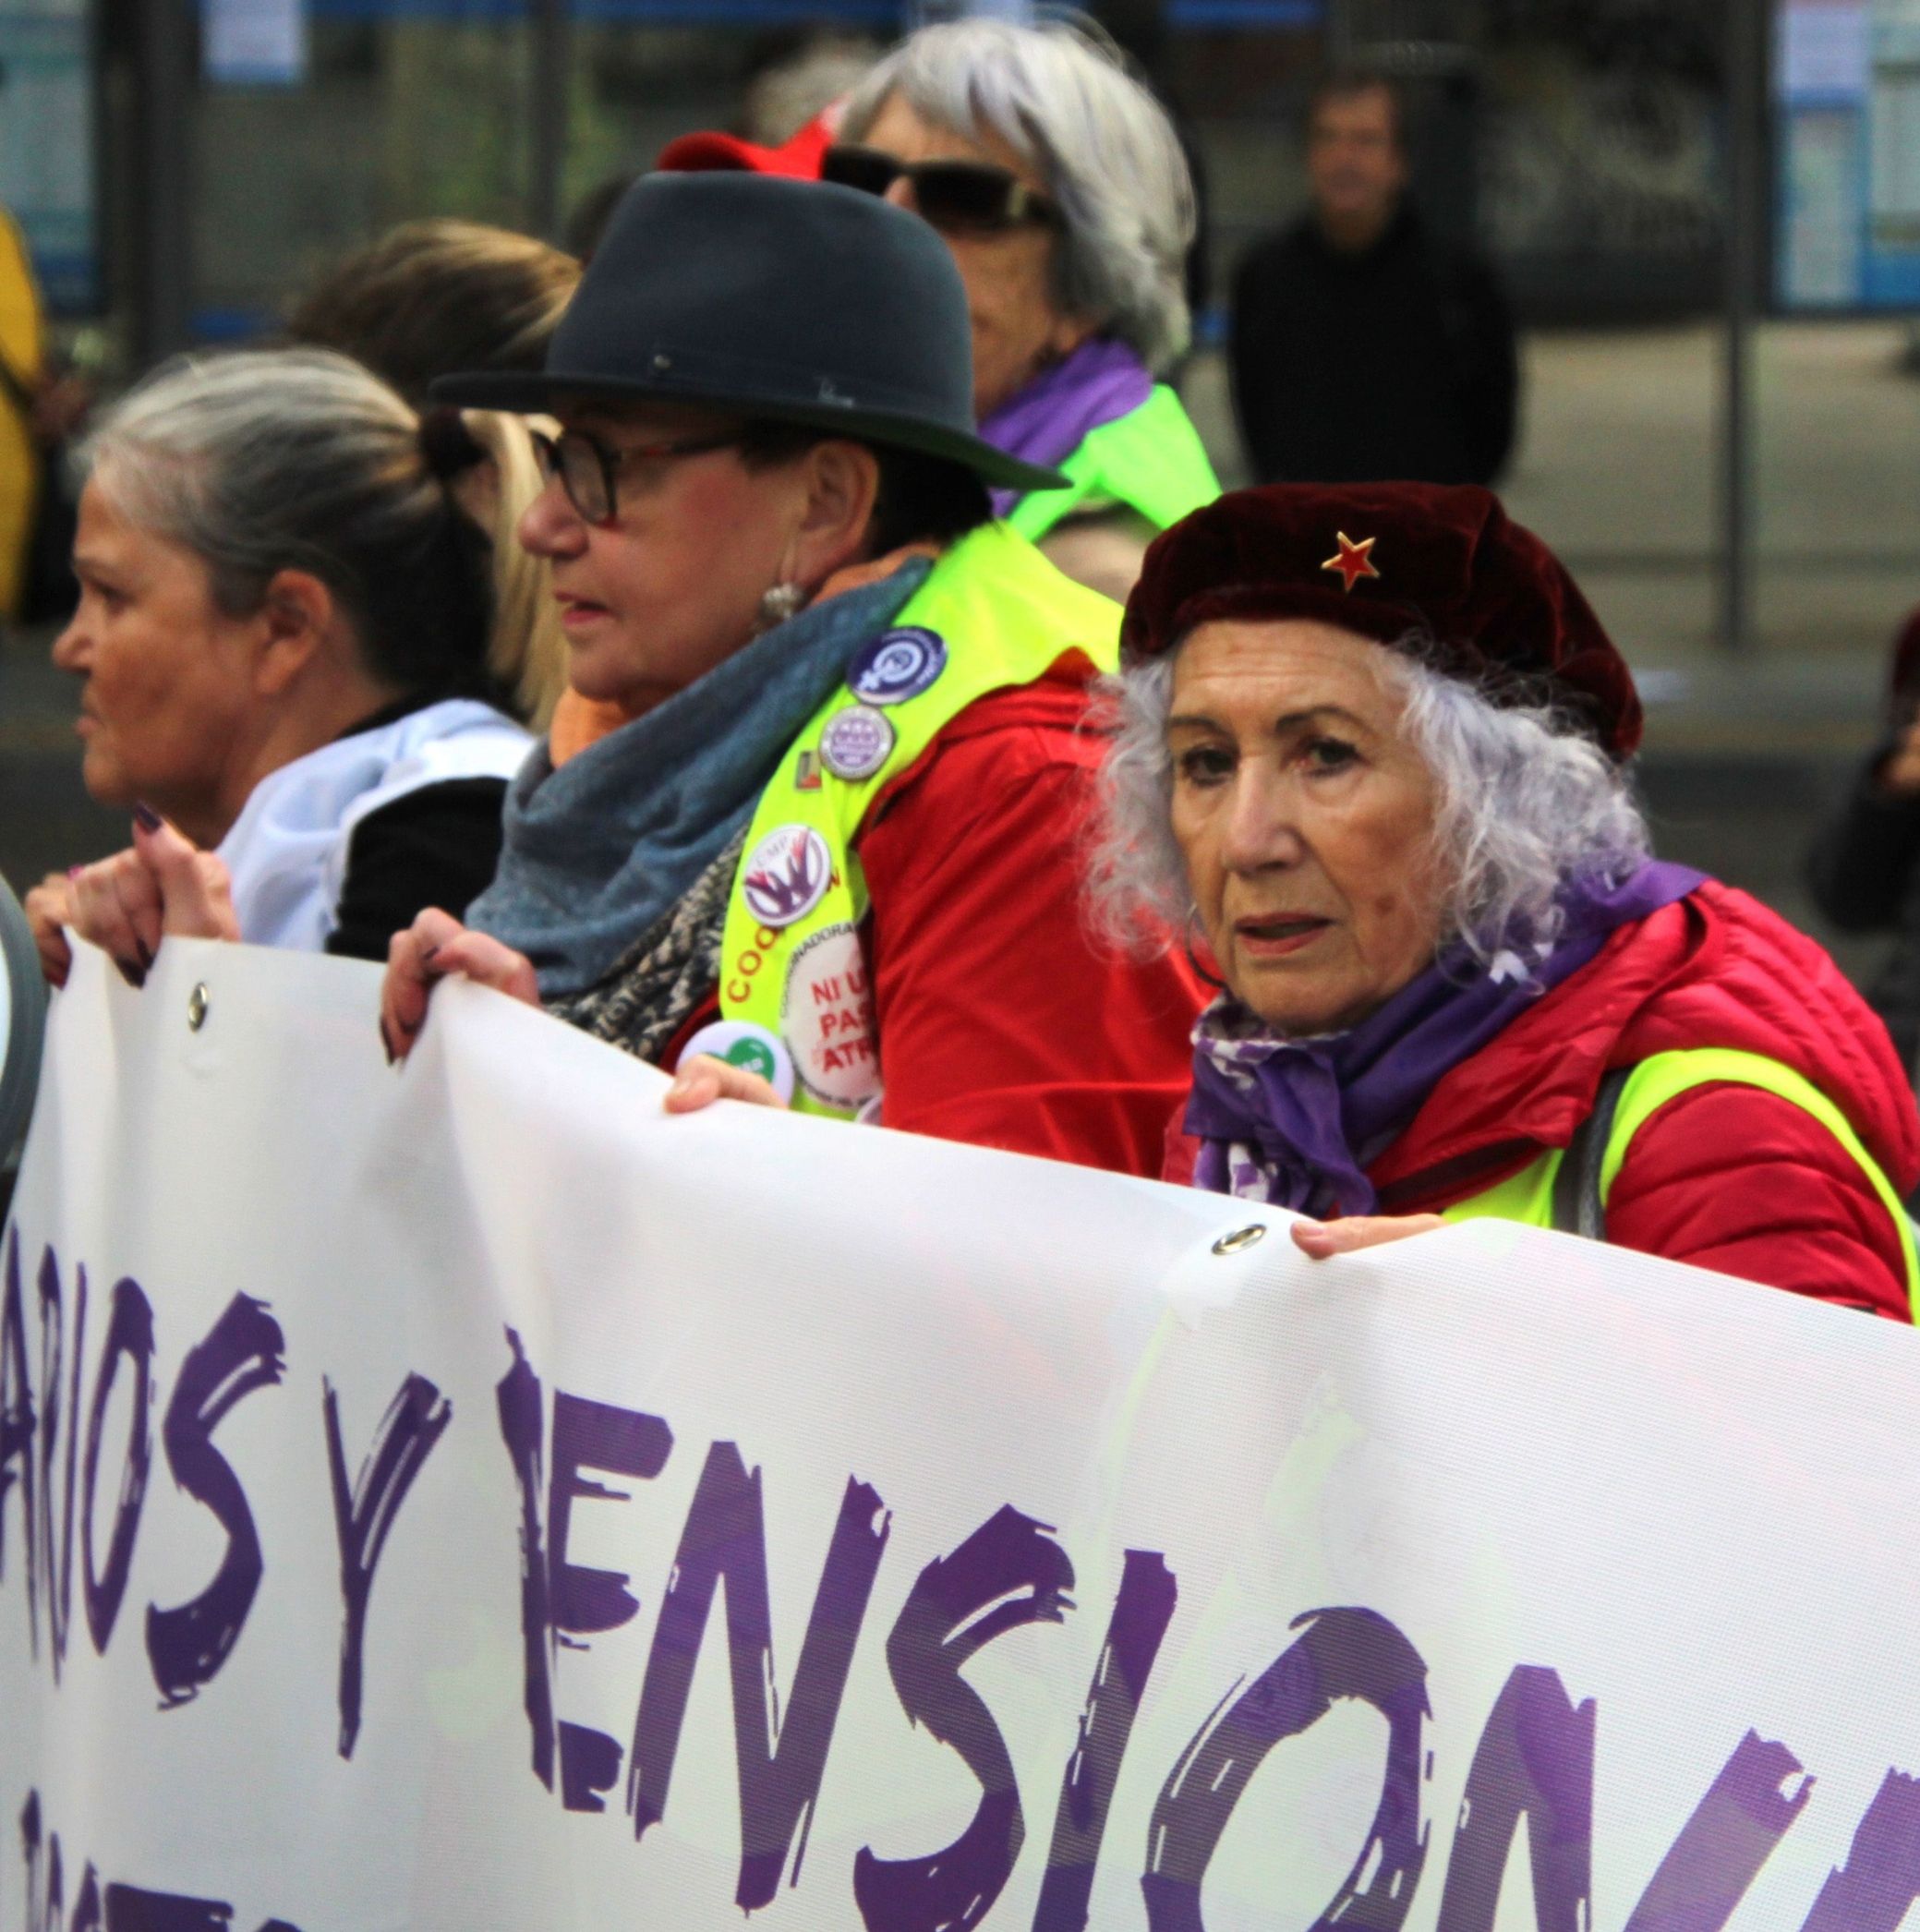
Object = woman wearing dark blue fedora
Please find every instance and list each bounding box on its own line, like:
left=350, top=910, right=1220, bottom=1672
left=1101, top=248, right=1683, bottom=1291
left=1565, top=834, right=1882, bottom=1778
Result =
left=378, top=171, right=1203, bottom=1177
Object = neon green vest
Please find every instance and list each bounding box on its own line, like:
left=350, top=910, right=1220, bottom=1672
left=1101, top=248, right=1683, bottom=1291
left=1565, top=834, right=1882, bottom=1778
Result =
left=1004, top=385, right=1221, bottom=544
left=709, top=522, right=1120, bottom=1117
left=1442, top=1046, right=1920, bottom=1317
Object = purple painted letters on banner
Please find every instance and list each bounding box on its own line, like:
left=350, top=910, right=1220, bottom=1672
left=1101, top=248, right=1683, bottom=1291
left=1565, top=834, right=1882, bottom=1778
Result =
left=1435, top=1666, right=1594, bottom=1930
left=854, top=1504, right=1075, bottom=1932
left=144, top=1294, right=286, bottom=1706
left=82, top=1274, right=154, bottom=1657
left=1032, top=1549, right=1179, bottom=1932
left=1142, top=1607, right=1431, bottom=1932
left=323, top=1372, right=453, bottom=1758
left=626, top=1441, right=892, bottom=1914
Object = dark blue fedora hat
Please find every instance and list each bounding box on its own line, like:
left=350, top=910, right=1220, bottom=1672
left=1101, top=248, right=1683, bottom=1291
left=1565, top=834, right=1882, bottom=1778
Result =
left=434, top=172, right=1066, bottom=495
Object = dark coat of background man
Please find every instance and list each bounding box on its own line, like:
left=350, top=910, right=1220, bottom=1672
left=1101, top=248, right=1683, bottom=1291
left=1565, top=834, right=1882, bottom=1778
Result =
left=1229, top=69, right=1519, bottom=488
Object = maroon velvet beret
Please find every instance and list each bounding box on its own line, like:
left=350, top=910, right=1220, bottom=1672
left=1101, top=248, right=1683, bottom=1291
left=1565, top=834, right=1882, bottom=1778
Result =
left=1120, top=482, right=1643, bottom=760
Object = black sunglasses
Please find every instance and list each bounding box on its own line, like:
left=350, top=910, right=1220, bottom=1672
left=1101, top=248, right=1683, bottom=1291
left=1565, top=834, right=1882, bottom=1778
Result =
left=821, top=143, right=1062, bottom=235
left=529, top=425, right=738, bottom=523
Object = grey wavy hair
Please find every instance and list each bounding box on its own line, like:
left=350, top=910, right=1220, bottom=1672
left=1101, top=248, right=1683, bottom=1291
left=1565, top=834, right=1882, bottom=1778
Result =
left=839, top=13, right=1194, bottom=373
left=1089, top=638, right=1651, bottom=973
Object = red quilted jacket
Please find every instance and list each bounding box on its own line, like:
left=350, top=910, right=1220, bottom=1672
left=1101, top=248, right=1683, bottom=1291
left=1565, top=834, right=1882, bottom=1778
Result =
left=1167, top=881, right=1920, bottom=1321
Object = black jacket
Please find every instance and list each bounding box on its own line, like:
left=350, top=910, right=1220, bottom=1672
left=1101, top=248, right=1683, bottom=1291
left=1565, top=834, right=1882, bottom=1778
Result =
left=1808, top=743, right=1920, bottom=1073
left=1229, top=202, right=1518, bottom=488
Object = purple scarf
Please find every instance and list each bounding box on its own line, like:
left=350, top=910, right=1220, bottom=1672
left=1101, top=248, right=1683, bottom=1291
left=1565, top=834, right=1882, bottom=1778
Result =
left=1187, top=861, right=1707, bottom=1215
left=979, top=337, right=1153, bottom=518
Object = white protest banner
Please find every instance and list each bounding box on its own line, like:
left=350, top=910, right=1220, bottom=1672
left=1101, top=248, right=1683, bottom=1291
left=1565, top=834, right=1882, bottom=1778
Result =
left=5, top=937, right=1920, bottom=1930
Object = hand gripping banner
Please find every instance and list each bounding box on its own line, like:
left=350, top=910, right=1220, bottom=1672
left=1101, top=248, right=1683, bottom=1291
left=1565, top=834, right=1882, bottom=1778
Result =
left=6, top=939, right=1920, bottom=1930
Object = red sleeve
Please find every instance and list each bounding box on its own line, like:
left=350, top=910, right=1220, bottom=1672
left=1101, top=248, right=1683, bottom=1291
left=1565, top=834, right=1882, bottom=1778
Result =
left=859, top=706, right=1205, bottom=1178
left=1605, top=1082, right=1913, bottom=1322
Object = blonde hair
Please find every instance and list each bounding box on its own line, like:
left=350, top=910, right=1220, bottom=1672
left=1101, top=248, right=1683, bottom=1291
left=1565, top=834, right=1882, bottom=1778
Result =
left=459, top=410, right=567, bottom=730
left=285, top=219, right=580, bottom=410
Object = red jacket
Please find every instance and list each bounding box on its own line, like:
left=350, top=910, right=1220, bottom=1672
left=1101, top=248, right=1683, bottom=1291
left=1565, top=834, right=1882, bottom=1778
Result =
left=667, top=669, right=1208, bottom=1179
left=1167, top=882, right=1920, bottom=1320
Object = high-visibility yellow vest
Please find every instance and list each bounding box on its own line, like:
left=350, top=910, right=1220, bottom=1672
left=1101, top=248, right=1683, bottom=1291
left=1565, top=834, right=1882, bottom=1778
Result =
left=1004, top=385, right=1221, bottom=544
left=1441, top=1046, right=1920, bottom=1316
left=703, top=522, right=1120, bottom=1118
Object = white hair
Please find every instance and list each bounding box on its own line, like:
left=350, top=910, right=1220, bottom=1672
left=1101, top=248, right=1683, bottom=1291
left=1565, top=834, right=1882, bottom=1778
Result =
left=839, top=14, right=1194, bottom=373
left=1087, top=637, right=1650, bottom=974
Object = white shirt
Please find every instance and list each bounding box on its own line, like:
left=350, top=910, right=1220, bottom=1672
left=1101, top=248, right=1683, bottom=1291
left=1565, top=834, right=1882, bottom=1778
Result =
left=216, top=698, right=533, bottom=952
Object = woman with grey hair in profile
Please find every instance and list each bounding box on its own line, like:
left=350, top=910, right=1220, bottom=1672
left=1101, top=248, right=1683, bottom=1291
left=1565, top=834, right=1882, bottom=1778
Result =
left=24, top=348, right=534, bottom=985
left=818, top=11, right=1219, bottom=598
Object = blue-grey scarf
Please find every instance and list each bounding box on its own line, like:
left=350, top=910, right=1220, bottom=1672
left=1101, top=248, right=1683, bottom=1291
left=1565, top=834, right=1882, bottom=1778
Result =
left=467, top=559, right=932, bottom=998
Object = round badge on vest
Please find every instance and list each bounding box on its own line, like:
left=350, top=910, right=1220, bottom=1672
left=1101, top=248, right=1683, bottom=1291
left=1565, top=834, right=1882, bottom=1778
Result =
left=678, top=1020, right=796, bottom=1105
left=818, top=705, right=898, bottom=783
left=741, top=824, right=833, bottom=929
left=846, top=626, right=948, bottom=707
left=779, top=922, right=879, bottom=1110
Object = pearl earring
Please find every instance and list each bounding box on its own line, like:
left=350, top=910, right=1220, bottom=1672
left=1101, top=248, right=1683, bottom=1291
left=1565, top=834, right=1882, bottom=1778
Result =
left=757, top=582, right=804, bottom=631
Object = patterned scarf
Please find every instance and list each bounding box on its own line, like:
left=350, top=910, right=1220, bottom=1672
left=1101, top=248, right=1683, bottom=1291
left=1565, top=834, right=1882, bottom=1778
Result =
left=1186, top=861, right=1706, bottom=1215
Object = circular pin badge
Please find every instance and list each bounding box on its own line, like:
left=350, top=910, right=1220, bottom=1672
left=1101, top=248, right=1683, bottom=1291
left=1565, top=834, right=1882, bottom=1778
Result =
left=740, top=823, right=832, bottom=929
left=818, top=705, right=897, bottom=782
left=846, top=626, right=948, bottom=707
left=780, top=922, right=880, bottom=1109
left=678, top=1020, right=795, bottom=1105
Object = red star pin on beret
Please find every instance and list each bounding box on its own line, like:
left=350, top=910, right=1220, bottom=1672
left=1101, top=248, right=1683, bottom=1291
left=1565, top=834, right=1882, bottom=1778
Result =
left=1322, top=531, right=1381, bottom=593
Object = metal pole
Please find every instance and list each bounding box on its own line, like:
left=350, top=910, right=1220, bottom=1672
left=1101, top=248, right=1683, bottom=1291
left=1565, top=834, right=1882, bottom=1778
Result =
left=529, top=0, right=571, bottom=244
left=1721, top=0, right=1764, bottom=654
left=133, top=0, right=194, bottom=361
left=1328, top=0, right=1357, bottom=65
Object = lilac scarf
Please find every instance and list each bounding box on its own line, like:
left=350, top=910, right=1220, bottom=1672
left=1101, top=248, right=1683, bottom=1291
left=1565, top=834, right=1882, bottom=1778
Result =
left=1187, top=861, right=1707, bottom=1215
left=979, top=337, right=1153, bottom=518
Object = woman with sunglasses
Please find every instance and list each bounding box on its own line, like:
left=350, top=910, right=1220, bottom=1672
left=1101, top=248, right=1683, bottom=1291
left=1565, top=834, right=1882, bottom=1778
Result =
left=821, top=15, right=1220, bottom=600
left=377, top=172, right=1204, bottom=1180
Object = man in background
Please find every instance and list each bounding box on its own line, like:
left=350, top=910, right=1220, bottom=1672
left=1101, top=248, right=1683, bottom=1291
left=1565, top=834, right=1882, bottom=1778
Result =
left=1229, top=66, right=1516, bottom=488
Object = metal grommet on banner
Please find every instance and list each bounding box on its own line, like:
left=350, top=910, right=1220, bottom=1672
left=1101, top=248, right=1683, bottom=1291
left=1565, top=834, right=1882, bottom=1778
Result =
left=187, top=983, right=211, bottom=1032
left=1211, top=1224, right=1267, bottom=1257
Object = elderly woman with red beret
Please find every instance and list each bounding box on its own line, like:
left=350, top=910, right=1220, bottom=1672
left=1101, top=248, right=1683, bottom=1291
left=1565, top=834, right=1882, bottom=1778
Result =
left=671, top=478, right=1920, bottom=1318
left=1091, top=481, right=1919, bottom=1318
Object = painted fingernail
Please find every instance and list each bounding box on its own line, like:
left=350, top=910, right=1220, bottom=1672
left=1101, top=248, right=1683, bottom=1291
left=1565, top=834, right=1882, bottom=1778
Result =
left=132, top=801, right=163, bottom=833
left=115, top=960, right=146, bottom=990
left=133, top=937, right=153, bottom=969
left=420, top=946, right=441, bottom=968
left=66, top=864, right=82, bottom=879
left=380, top=1019, right=397, bottom=1067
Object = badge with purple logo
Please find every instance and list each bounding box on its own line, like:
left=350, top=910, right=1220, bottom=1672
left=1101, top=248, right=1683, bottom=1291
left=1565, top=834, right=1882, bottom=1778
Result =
left=818, top=705, right=897, bottom=782
left=845, top=626, right=948, bottom=706
left=741, top=823, right=832, bottom=929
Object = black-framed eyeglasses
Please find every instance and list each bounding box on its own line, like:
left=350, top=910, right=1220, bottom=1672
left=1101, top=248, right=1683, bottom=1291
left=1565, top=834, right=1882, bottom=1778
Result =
left=529, top=425, right=739, bottom=524
left=820, top=143, right=1062, bottom=235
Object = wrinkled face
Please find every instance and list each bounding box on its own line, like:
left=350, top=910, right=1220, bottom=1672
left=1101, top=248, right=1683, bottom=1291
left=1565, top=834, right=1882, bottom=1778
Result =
left=1168, top=618, right=1443, bottom=1034
left=858, top=92, right=1090, bottom=419
left=516, top=401, right=811, bottom=713
left=53, top=477, right=260, bottom=828
left=1307, top=85, right=1407, bottom=235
